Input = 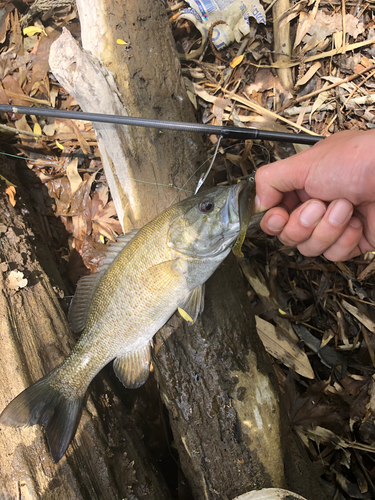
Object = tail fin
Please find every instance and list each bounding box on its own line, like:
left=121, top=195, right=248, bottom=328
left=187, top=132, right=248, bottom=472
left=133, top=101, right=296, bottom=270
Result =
left=0, top=374, right=83, bottom=463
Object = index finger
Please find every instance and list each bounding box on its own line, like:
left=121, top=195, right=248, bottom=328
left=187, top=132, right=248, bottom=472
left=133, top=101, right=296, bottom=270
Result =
left=255, top=151, right=311, bottom=212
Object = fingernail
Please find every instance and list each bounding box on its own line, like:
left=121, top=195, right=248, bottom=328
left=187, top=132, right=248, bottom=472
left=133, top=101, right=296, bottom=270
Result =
left=299, top=201, right=326, bottom=227
left=349, top=216, right=362, bottom=229
left=267, top=214, right=287, bottom=232
left=328, top=199, right=352, bottom=226
left=254, top=195, right=261, bottom=212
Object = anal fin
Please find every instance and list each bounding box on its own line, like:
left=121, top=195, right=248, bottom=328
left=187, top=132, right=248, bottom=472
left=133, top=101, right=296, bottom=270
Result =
left=178, top=284, right=205, bottom=325
left=113, top=343, right=151, bottom=389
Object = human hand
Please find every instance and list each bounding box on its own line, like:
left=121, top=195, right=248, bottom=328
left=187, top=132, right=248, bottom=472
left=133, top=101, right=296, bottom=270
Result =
left=255, top=130, right=375, bottom=261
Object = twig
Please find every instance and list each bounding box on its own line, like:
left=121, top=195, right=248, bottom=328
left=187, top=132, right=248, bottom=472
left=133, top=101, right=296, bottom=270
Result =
left=250, top=37, right=375, bottom=69
left=166, top=1, right=185, bottom=13
left=208, top=21, right=228, bottom=63
left=223, top=90, right=320, bottom=136
left=0, top=123, right=42, bottom=138
left=342, top=0, right=347, bottom=54
left=265, top=0, right=279, bottom=14
left=278, top=63, right=375, bottom=111
left=223, top=36, right=253, bottom=88
left=4, top=90, right=50, bottom=105
left=341, top=67, right=375, bottom=110
left=273, top=0, right=293, bottom=89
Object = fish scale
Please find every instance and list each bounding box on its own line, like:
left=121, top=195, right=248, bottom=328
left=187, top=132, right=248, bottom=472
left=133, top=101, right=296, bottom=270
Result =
left=0, top=179, right=258, bottom=462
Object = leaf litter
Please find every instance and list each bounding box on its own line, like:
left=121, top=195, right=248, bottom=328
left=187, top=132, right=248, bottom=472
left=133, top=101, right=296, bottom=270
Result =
left=1, top=0, right=375, bottom=496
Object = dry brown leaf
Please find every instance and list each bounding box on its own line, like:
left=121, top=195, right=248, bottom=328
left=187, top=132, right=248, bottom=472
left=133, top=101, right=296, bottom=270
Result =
left=91, top=186, right=122, bottom=241
left=294, top=10, right=316, bottom=49
left=296, top=425, right=375, bottom=453
left=296, top=61, right=321, bottom=86
left=255, top=316, right=314, bottom=379
left=341, top=300, right=375, bottom=333
left=309, top=83, right=330, bottom=123
left=303, top=10, right=364, bottom=47
left=5, top=185, right=16, bottom=206
left=0, top=3, right=14, bottom=44
left=27, top=27, right=61, bottom=91
left=66, top=158, right=82, bottom=194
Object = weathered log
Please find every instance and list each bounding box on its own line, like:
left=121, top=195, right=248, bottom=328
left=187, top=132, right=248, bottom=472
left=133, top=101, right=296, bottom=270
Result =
left=42, top=1, right=328, bottom=498
left=0, top=159, right=171, bottom=499
left=50, top=0, right=205, bottom=230
left=154, top=254, right=328, bottom=499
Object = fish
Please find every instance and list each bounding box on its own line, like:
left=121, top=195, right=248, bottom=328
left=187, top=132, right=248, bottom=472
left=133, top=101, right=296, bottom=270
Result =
left=232, top=175, right=256, bottom=258
left=0, top=178, right=260, bottom=463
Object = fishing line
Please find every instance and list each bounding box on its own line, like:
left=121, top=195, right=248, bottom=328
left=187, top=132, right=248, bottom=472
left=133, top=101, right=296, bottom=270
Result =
left=195, top=135, right=223, bottom=194
left=24, top=287, right=73, bottom=300
left=0, top=149, right=193, bottom=193
left=170, top=139, right=263, bottom=205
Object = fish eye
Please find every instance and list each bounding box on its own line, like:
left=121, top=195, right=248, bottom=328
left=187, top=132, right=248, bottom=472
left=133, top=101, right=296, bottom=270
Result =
left=199, top=199, right=215, bottom=213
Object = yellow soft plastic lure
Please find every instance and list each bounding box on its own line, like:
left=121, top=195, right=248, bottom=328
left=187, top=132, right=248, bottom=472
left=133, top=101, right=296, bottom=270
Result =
left=232, top=177, right=256, bottom=258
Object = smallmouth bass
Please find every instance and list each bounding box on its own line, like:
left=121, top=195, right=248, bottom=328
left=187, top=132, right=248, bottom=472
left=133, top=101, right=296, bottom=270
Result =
left=0, top=179, right=259, bottom=462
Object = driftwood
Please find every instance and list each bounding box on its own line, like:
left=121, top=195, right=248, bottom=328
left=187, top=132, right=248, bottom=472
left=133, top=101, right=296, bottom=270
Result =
left=0, top=0, right=329, bottom=498
left=0, top=159, right=171, bottom=499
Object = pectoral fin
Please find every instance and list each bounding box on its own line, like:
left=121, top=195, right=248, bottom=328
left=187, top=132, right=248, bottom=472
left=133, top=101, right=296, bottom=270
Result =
left=178, top=285, right=205, bottom=325
left=113, top=343, right=151, bottom=389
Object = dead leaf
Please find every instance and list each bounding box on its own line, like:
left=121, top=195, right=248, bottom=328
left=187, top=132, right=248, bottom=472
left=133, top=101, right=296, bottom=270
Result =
left=5, top=185, right=16, bottom=206
left=293, top=324, right=343, bottom=368
left=23, top=26, right=47, bottom=37
left=341, top=300, right=375, bottom=333
left=2, top=74, right=30, bottom=114
left=230, top=55, right=244, bottom=68
left=91, top=186, right=122, bottom=241
left=66, top=158, right=82, bottom=194
left=0, top=174, right=16, bottom=187
left=256, top=316, right=314, bottom=379
left=33, top=122, right=42, bottom=135
left=27, top=27, right=61, bottom=92
left=294, top=9, right=317, bottom=49
left=296, top=61, right=321, bottom=86
left=303, top=10, right=364, bottom=47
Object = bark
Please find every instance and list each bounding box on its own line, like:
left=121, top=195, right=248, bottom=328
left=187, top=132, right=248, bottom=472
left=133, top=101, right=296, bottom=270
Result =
left=49, top=1, right=205, bottom=230
left=13, top=0, right=329, bottom=498
left=0, top=159, right=171, bottom=499
left=154, top=255, right=328, bottom=500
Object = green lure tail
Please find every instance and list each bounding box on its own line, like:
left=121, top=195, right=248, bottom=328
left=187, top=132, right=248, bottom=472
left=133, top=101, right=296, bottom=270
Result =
left=232, top=177, right=257, bottom=258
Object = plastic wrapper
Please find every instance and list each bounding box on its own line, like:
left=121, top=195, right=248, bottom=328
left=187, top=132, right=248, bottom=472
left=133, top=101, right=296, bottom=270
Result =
left=177, top=0, right=266, bottom=59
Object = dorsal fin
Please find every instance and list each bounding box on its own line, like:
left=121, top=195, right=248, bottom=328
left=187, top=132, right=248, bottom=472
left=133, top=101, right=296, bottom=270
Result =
left=113, top=343, right=151, bottom=389
left=68, top=229, right=139, bottom=333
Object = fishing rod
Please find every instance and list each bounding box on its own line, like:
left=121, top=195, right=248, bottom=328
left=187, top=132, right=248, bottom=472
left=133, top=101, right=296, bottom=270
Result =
left=0, top=104, right=323, bottom=146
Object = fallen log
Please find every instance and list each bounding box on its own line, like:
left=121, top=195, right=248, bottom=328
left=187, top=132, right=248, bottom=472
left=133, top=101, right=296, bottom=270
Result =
left=0, top=158, right=171, bottom=499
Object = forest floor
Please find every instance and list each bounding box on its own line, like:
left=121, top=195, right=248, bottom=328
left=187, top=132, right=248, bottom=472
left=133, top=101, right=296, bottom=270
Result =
left=1, top=0, right=375, bottom=498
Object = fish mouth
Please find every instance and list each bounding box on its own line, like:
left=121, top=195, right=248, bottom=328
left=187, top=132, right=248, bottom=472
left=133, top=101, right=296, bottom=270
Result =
left=226, top=180, right=251, bottom=223
left=225, top=178, right=264, bottom=237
